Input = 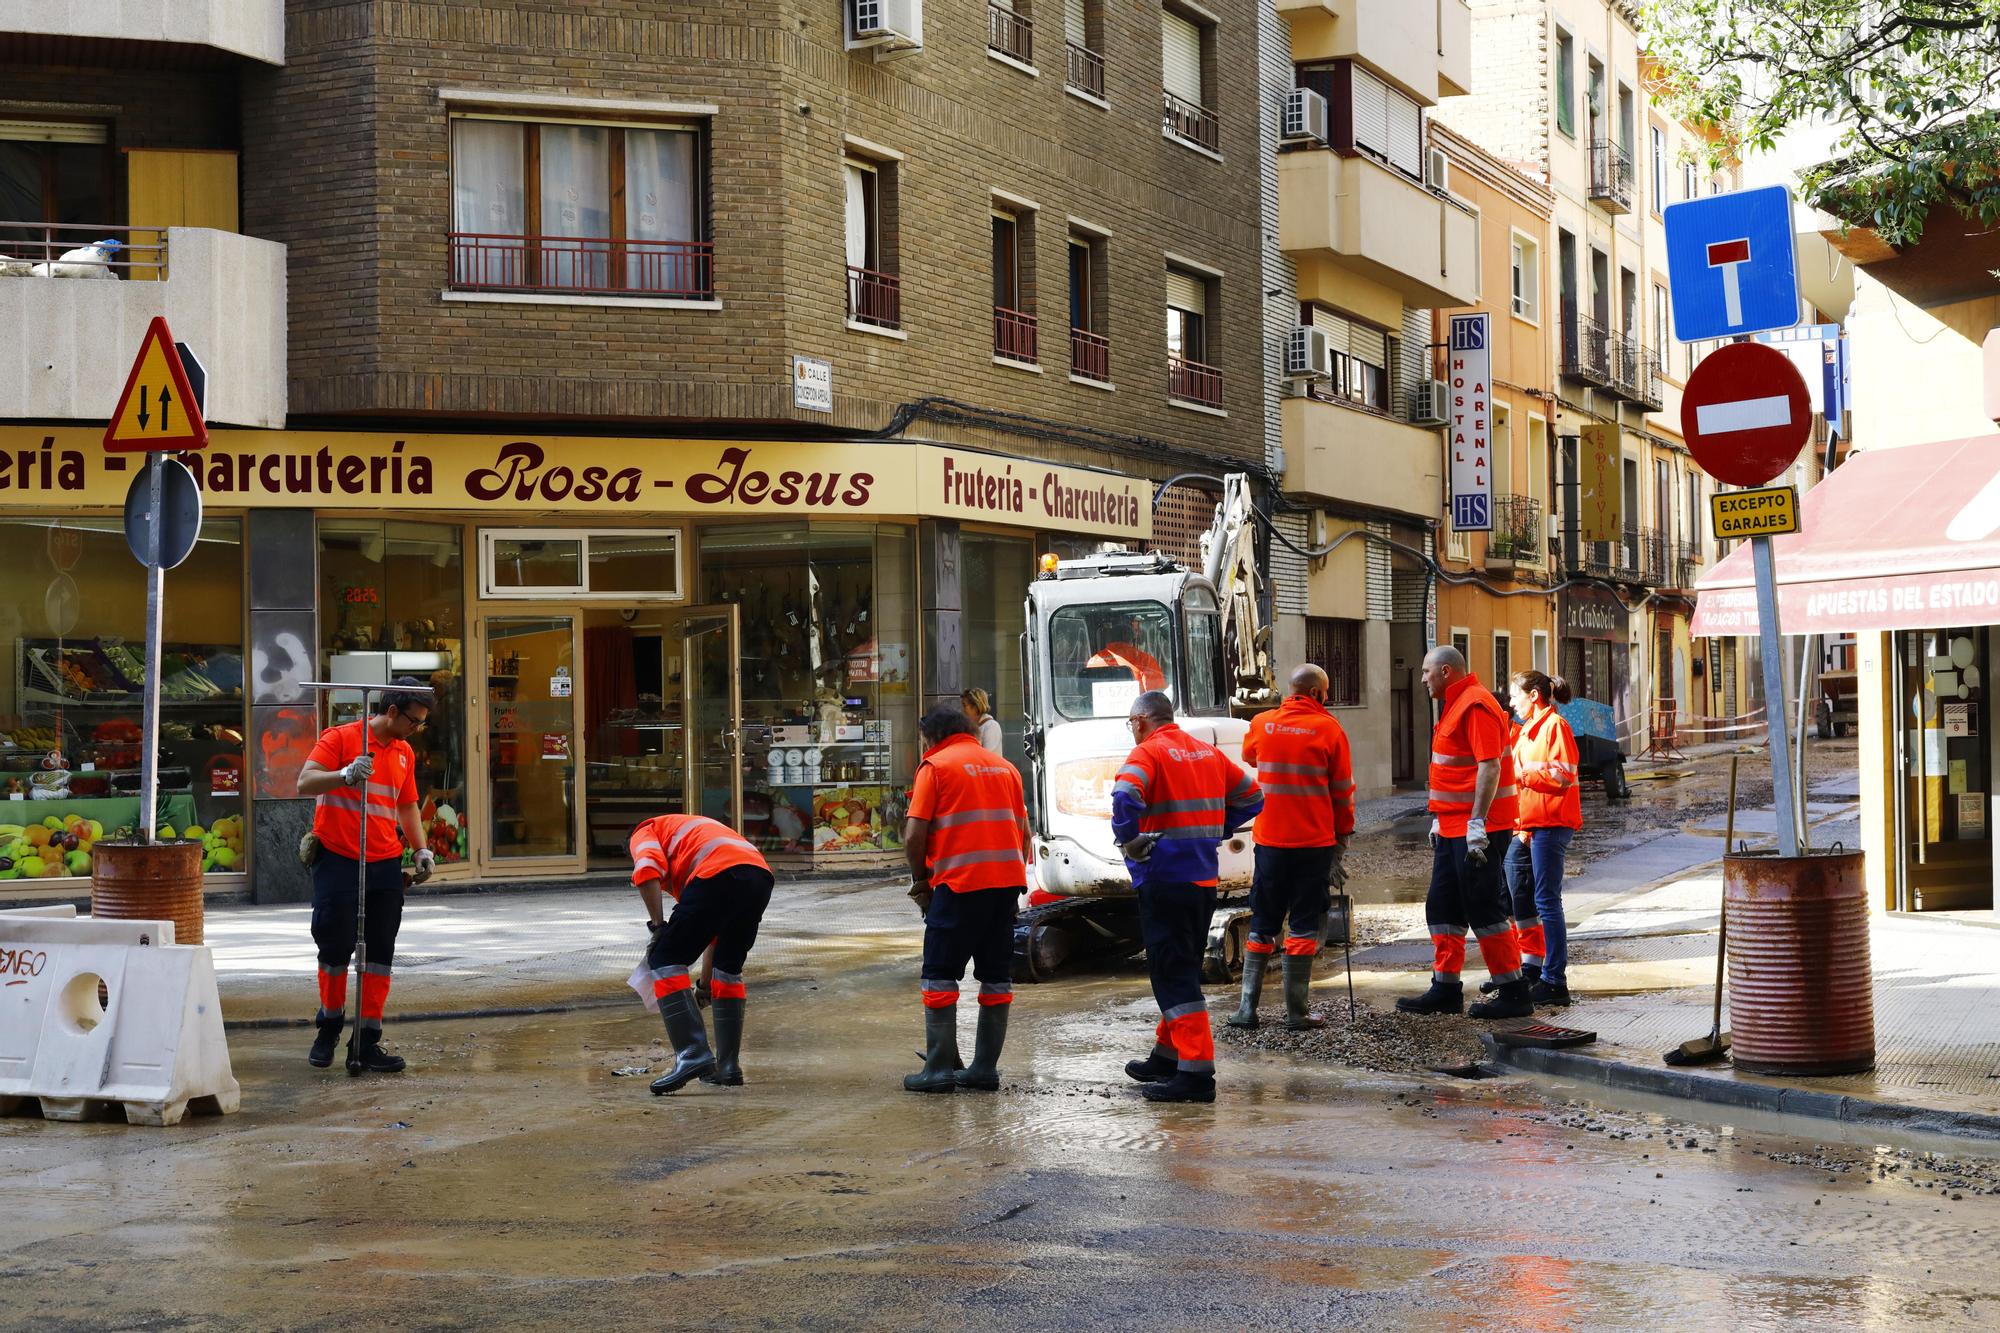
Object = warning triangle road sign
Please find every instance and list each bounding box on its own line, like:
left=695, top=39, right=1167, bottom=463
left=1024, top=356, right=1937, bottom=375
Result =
left=104, top=316, right=209, bottom=453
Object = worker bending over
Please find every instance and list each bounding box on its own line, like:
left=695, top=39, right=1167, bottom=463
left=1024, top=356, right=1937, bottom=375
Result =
left=1398, top=646, right=1533, bottom=1019
left=903, top=703, right=1032, bottom=1093
left=1230, top=664, right=1355, bottom=1031
left=1114, top=690, right=1263, bottom=1103
left=630, top=814, right=775, bottom=1094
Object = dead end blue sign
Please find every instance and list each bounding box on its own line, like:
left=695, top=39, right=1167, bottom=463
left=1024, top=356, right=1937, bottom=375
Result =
left=1663, top=185, right=1801, bottom=342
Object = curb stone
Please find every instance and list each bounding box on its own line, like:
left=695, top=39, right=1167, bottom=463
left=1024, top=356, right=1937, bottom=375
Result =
left=1480, top=1034, right=2000, bottom=1143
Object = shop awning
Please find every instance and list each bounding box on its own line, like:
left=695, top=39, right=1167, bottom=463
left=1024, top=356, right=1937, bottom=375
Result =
left=1691, top=433, right=2000, bottom=636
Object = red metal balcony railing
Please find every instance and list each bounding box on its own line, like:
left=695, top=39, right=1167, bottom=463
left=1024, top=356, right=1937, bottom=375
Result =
left=988, top=2, right=1034, bottom=65
left=1162, top=89, right=1220, bottom=152
left=1066, top=41, right=1105, bottom=99
left=0, top=222, right=168, bottom=278
left=994, top=306, right=1039, bottom=363
left=847, top=265, right=901, bottom=330
left=1168, top=354, right=1222, bottom=408
left=449, top=233, right=714, bottom=298
left=1070, top=327, right=1109, bottom=382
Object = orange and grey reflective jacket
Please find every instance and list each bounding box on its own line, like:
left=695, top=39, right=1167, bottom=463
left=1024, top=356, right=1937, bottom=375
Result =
left=1241, top=694, right=1356, bottom=848
left=1514, top=703, right=1583, bottom=830
left=909, top=733, right=1028, bottom=893
left=628, top=814, right=767, bottom=898
left=307, top=721, right=417, bottom=863
left=1427, top=673, right=1518, bottom=835
left=1110, top=723, right=1262, bottom=888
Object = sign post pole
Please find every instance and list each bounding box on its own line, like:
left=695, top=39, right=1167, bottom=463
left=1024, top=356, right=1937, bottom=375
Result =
left=1750, top=534, right=1799, bottom=857
left=139, top=453, right=165, bottom=842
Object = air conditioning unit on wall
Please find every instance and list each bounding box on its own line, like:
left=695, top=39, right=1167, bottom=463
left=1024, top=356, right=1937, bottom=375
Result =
left=1282, top=88, right=1329, bottom=145
left=850, top=0, right=922, bottom=49
left=1284, top=325, right=1332, bottom=379
left=1410, top=378, right=1449, bottom=424
left=1425, top=146, right=1450, bottom=194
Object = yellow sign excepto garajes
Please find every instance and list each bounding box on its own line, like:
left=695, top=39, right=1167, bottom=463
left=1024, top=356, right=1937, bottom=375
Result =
left=104, top=316, right=208, bottom=453
left=1710, top=484, right=1799, bottom=539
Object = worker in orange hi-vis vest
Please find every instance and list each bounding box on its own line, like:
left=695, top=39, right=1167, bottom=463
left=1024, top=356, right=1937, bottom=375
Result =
left=1229, top=663, right=1356, bottom=1033
left=1397, top=645, right=1535, bottom=1021
left=296, top=678, right=433, bottom=1075
left=1499, top=669, right=1582, bottom=1008
left=630, top=814, right=775, bottom=1095
left=902, top=703, right=1031, bottom=1094
left=1087, top=615, right=1168, bottom=693
left=1112, top=690, right=1263, bottom=1104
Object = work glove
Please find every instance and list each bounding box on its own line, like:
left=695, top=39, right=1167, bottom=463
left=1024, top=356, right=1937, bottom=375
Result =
left=341, top=753, right=375, bottom=787
left=1120, top=832, right=1159, bottom=863
left=412, top=848, right=436, bottom=883
left=1428, top=816, right=1440, bottom=850
left=1465, top=817, right=1489, bottom=866
left=1327, top=843, right=1349, bottom=892
left=908, top=878, right=935, bottom=920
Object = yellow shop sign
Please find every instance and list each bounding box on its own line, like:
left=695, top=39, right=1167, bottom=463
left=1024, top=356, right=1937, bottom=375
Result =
left=0, top=429, right=1151, bottom=539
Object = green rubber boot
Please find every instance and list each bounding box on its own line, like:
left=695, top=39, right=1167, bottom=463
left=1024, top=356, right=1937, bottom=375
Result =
left=700, top=997, right=745, bottom=1086
left=903, top=1006, right=960, bottom=1093
left=650, top=989, right=714, bottom=1094
left=1226, top=951, right=1269, bottom=1029
left=1283, top=954, right=1324, bottom=1031
left=955, top=1004, right=1009, bottom=1091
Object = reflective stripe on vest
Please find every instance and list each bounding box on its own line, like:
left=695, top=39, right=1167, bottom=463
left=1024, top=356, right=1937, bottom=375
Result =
left=1428, top=677, right=1519, bottom=832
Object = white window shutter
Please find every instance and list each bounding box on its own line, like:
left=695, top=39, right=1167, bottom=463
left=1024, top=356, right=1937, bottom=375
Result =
left=1165, top=267, right=1206, bottom=315
left=1350, top=67, right=1389, bottom=160
left=1066, top=0, right=1087, bottom=45
left=1386, top=96, right=1423, bottom=178
left=1162, top=10, right=1203, bottom=104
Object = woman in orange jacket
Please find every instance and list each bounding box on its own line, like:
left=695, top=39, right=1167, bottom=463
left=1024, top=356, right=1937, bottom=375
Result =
left=1505, top=671, right=1582, bottom=1006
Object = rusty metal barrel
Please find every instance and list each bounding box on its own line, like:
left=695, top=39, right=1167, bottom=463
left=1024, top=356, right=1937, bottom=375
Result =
left=1724, top=848, right=1875, bottom=1075
left=91, top=840, right=205, bottom=946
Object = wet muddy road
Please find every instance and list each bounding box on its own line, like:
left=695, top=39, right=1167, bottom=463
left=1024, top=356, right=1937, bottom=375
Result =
left=7, top=928, right=1998, bottom=1332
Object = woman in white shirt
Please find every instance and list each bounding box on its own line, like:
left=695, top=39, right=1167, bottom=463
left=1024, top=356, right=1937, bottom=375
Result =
left=961, top=687, right=1004, bottom=753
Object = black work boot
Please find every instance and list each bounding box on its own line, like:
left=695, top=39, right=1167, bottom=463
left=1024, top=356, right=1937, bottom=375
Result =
left=1395, top=980, right=1465, bottom=1015
left=1529, top=980, right=1572, bottom=1007
left=1124, top=1044, right=1177, bottom=1083
left=1140, top=1069, right=1217, bottom=1104
left=650, top=989, right=715, bottom=1094
left=955, top=1004, right=1010, bottom=1091
left=700, top=997, right=746, bottom=1086
left=904, top=1006, right=961, bottom=1093
left=1226, top=952, right=1269, bottom=1029
left=1481, top=962, right=1541, bottom=993
left=346, top=1028, right=406, bottom=1075
left=1469, top=978, right=1535, bottom=1020
left=308, top=1012, right=343, bottom=1068
left=1282, top=955, right=1324, bottom=1031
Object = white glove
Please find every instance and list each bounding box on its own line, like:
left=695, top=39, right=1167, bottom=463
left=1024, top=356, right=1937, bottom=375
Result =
left=1120, top=833, right=1159, bottom=863
left=413, top=848, right=436, bottom=878
left=342, top=753, right=375, bottom=787
left=1428, top=816, right=1440, bottom=849
left=1465, top=817, right=1489, bottom=860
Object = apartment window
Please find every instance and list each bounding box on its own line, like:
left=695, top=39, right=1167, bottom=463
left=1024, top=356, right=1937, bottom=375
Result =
left=1510, top=232, right=1540, bottom=323
left=1655, top=458, right=1674, bottom=539
left=1348, top=64, right=1425, bottom=180
left=1650, top=125, right=1667, bottom=213
left=1068, top=230, right=1110, bottom=382
left=1554, top=29, right=1575, bottom=137
left=1558, top=228, right=1578, bottom=346
left=1494, top=632, right=1513, bottom=692
left=1304, top=305, right=1396, bottom=414
left=1452, top=629, right=1472, bottom=665
left=845, top=154, right=900, bottom=330
left=1064, top=0, right=1106, bottom=100
left=1493, top=404, right=1512, bottom=495
left=1685, top=469, right=1702, bottom=559
left=1160, top=5, right=1218, bottom=154
left=1585, top=58, right=1605, bottom=141
left=1166, top=264, right=1221, bottom=407
left=1617, top=84, right=1635, bottom=155
left=1652, top=282, right=1669, bottom=371
left=1532, top=630, right=1550, bottom=674
left=449, top=116, right=710, bottom=298
left=989, top=0, right=1035, bottom=68
left=1305, top=617, right=1363, bottom=708
left=992, top=205, right=1038, bottom=365
left=1682, top=160, right=1697, bottom=201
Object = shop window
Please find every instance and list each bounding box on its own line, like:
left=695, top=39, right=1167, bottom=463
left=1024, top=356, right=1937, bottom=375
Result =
left=700, top=523, right=917, bottom=865
left=449, top=115, right=711, bottom=299
left=0, top=516, right=245, bottom=882
left=1049, top=600, right=1177, bottom=720
left=1305, top=616, right=1362, bottom=708
left=479, top=528, right=683, bottom=599
left=318, top=520, right=467, bottom=871
left=961, top=533, right=1034, bottom=777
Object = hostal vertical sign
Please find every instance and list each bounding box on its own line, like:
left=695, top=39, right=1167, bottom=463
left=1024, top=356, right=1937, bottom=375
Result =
left=1448, top=313, right=1492, bottom=532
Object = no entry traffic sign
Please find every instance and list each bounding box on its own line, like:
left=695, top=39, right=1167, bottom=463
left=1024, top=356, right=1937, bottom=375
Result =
left=1680, top=341, right=1811, bottom=487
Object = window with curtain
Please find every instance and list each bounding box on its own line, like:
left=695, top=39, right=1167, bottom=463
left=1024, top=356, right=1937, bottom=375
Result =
left=447, top=116, right=708, bottom=298
left=1554, top=29, right=1575, bottom=137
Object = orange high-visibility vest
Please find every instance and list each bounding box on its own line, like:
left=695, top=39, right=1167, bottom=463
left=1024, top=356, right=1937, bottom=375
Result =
left=909, top=733, right=1028, bottom=893
left=1088, top=642, right=1167, bottom=691
left=628, top=814, right=767, bottom=897
left=307, top=720, right=417, bottom=863
left=1241, top=694, right=1355, bottom=848
left=1513, top=703, right=1583, bottom=830
left=1111, top=724, right=1262, bottom=888
left=1428, top=673, right=1519, bottom=836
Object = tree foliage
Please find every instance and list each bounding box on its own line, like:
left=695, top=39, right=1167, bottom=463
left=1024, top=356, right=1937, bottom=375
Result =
left=1641, top=0, right=2000, bottom=247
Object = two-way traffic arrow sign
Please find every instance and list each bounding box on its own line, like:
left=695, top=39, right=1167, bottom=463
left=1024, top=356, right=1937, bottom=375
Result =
left=104, top=316, right=209, bottom=453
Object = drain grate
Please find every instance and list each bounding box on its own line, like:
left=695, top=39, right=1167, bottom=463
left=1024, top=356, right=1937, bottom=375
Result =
left=1491, top=1022, right=1598, bottom=1050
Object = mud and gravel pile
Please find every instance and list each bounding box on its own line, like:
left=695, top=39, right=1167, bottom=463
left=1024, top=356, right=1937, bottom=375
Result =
left=1216, top=996, right=1495, bottom=1074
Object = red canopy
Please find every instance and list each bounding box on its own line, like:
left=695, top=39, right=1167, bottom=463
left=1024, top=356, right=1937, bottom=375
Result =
left=1691, top=434, right=2000, bottom=636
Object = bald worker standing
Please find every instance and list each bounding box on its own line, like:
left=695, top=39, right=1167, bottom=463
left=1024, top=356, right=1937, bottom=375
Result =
left=1229, top=664, right=1355, bottom=1031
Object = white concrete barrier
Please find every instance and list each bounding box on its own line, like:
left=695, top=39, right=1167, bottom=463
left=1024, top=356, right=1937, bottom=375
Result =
left=0, top=913, right=239, bottom=1125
